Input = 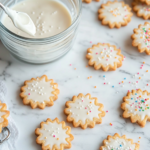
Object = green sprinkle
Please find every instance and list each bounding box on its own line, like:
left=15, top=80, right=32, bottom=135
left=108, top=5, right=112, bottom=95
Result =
left=147, top=107, right=149, bottom=109
left=141, top=107, right=142, bottom=109
left=142, top=110, right=144, bottom=111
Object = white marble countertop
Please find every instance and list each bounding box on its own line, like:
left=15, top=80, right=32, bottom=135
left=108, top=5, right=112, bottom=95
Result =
left=1, top=0, right=150, bottom=149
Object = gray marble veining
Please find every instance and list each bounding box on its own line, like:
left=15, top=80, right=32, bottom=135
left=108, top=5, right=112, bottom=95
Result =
left=0, top=0, right=150, bottom=149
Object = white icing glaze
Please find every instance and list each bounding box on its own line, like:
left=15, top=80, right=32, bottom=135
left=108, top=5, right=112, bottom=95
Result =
left=24, top=77, right=54, bottom=103
left=134, top=3, right=150, bottom=16
left=103, top=137, right=135, bottom=150
left=0, top=111, right=6, bottom=123
left=89, top=44, right=122, bottom=67
left=125, top=91, right=150, bottom=120
left=39, top=121, right=69, bottom=148
left=101, top=2, right=130, bottom=23
left=133, top=24, right=150, bottom=49
left=0, top=105, right=2, bottom=109
left=67, top=95, right=101, bottom=124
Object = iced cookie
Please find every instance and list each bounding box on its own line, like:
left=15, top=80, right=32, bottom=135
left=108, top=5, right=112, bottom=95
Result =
left=121, top=89, right=150, bottom=127
left=98, top=1, right=133, bottom=28
left=131, top=22, right=150, bottom=55
left=35, top=118, right=74, bottom=150
left=20, top=75, right=59, bottom=109
left=86, top=43, right=124, bottom=71
left=139, top=0, right=150, bottom=5
left=0, top=101, right=10, bottom=133
left=100, top=133, right=140, bottom=150
left=132, top=0, right=150, bottom=20
left=64, top=93, right=105, bottom=129
left=82, top=0, right=100, bottom=3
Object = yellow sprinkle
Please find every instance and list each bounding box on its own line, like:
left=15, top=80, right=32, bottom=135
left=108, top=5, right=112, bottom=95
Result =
left=115, top=57, right=117, bottom=59
left=139, top=77, right=141, bottom=79
left=44, top=137, right=47, bottom=139
left=135, top=109, right=137, bottom=111
left=146, top=70, right=148, bottom=72
left=143, top=62, right=145, bottom=64
left=74, top=68, right=76, bottom=70
left=57, top=138, right=59, bottom=140
left=102, top=57, right=104, bottom=59
left=94, top=86, right=97, bottom=88
left=122, top=81, right=124, bottom=83
left=139, top=137, right=141, bottom=139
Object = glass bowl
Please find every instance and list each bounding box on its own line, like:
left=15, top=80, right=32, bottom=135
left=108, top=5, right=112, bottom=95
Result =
left=0, top=0, right=82, bottom=64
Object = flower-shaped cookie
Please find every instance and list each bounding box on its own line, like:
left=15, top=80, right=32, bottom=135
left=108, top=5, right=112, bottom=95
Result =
left=131, top=22, right=150, bottom=55
left=121, top=89, right=150, bottom=127
left=100, top=133, right=140, bottom=150
left=86, top=43, right=124, bottom=71
left=35, top=118, right=74, bottom=150
left=20, top=75, right=59, bottom=109
left=98, top=1, right=133, bottom=28
left=140, top=0, right=150, bottom=5
left=0, top=101, right=10, bottom=133
left=132, top=0, right=150, bottom=20
left=82, top=0, right=99, bottom=3
left=64, top=93, right=105, bottom=129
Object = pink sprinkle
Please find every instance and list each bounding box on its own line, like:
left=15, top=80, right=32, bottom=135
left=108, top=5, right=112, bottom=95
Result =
left=28, top=93, right=30, bottom=95
left=138, top=102, right=141, bottom=104
left=90, top=41, right=92, bottom=43
left=119, top=83, right=121, bottom=84
left=53, top=135, right=55, bottom=137
left=129, top=82, right=131, bottom=83
left=137, top=97, right=139, bottom=99
left=124, top=56, right=126, bottom=58
left=106, top=110, right=108, bottom=113
left=140, top=67, right=143, bottom=69
left=90, top=111, right=91, bottom=113
left=125, top=15, right=127, bottom=17
left=106, top=59, right=108, bottom=61
left=111, top=50, right=113, bottom=52
left=96, top=52, right=98, bottom=55
left=136, top=81, right=138, bottom=83
left=104, top=83, right=106, bottom=85
left=130, top=105, right=132, bottom=106
left=85, top=107, right=87, bottom=109
left=137, top=72, right=139, bottom=74
left=104, top=48, right=106, bottom=50
left=128, top=90, right=130, bottom=92
left=141, top=65, right=143, bottom=66
left=82, top=100, right=84, bottom=102
left=135, top=106, right=137, bottom=108
left=69, top=64, right=72, bottom=66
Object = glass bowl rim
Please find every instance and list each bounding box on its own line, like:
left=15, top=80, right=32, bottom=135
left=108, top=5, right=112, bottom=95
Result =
left=0, top=0, right=82, bottom=43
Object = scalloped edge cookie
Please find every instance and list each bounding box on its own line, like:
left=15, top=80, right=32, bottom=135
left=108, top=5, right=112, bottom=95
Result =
left=64, top=93, right=105, bottom=129
left=121, top=89, right=150, bottom=127
left=140, top=0, right=150, bottom=5
left=131, top=22, right=150, bottom=55
left=20, top=75, right=60, bottom=109
left=98, top=1, right=133, bottom=28
left=82, top=0, right=100, bottom=3
left=100, top=133, right=140, bottom=150
left=35, top=118, right=74, bottom=150
left=0, top=101, right=10, bottom=133
left=86, top=43, right=124, bottom=71
left=132, top=0, right=150, bottom=20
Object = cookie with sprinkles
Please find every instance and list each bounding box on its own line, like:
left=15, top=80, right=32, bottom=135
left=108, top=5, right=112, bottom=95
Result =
left=139, top=0, right=150, bottom=5
left=86, top=43, right=124, bottom=71
left=64, top=93, right=105, bottom=129
left=131, top=22, right=150, bottom=55
left=98, top=1, right=133, bottom=28
left=20, top=75, right=59, bottom=109
left=0, top=101, right=10, bottom=133
left=100, top=133, right=140, bottom=150
left=121, top=89, right=150, bottom=127
left=132, top=0, right=150, bottom=20
left=82, top=0, right=100, bottom=3
left=35, top=118, right=74, bottom=150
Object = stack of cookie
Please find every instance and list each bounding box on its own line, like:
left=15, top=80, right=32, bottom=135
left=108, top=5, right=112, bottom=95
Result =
left=132, top=0, right=150, bottom=20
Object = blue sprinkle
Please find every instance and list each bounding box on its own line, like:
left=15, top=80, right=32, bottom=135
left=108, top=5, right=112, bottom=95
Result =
left=135, top=93, right=137, bottom=95
left=103, top=75, right=105, bottom=77
left=124, top=78, right=126, bottom=80
left=139, top=109, right=141, bottom=111
left=135, top=101, right=138, bottom=102
left=120, top=144, right=122, bottom=147
left=131, top=98, right=133, bottom=100
left=112, top=86, right=114, bottom=88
